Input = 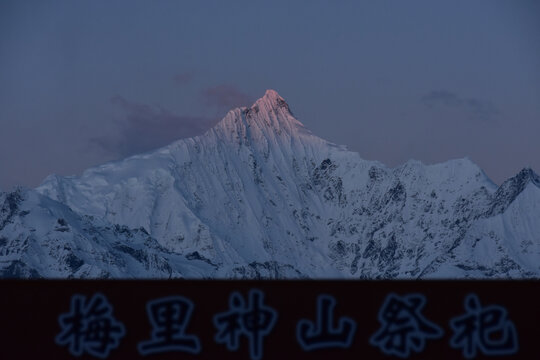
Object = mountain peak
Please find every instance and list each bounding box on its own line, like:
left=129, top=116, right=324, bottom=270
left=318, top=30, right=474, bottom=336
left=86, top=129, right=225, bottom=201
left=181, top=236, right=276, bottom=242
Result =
left=262, top=89, right=283, bottom=101
left=487, top=167, right=540, bottom=215
left=251, top=89, right=291, bottom=113
left=518, top=167, right=540, bottom=187
left=211, top=89, right=312, bottom=142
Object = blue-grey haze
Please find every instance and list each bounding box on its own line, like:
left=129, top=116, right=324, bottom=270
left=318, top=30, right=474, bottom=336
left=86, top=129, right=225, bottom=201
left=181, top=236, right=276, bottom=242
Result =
left=1, top=0, right=539, bottom=189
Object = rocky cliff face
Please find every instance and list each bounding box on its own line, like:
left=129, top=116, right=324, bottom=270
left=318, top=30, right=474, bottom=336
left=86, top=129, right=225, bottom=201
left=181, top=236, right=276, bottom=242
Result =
left=1, top=90, right=539, bottom=278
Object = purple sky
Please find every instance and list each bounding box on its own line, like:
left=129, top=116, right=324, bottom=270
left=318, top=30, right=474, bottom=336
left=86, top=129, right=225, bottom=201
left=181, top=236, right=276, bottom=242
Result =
left=1, top=0, right=539, bottom=190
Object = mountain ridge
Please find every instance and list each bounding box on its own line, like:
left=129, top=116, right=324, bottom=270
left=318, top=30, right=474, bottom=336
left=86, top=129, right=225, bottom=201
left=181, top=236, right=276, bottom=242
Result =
left=2, top=90, right=539, bottom=278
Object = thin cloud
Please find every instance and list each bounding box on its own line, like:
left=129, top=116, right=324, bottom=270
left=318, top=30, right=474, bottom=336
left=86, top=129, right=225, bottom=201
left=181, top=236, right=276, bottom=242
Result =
left=90, top=84, right=254, bottom=158
left=201, top=84, right=255, bottom=110
left=91, top=95, right=218, bottom=157
left=421, top=90, right=499, bottom=122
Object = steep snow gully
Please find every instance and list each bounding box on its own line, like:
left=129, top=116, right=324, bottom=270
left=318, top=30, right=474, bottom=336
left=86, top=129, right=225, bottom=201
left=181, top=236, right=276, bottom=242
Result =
left=2, top=90, right=539, bottom=278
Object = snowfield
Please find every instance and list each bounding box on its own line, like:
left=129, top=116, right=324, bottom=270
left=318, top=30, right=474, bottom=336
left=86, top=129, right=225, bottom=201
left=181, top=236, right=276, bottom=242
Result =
left=2, top=90, right=539, bottom=278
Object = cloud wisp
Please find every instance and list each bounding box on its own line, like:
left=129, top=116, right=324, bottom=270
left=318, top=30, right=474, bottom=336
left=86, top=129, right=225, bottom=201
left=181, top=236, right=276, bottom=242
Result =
left=91, top=83, right=254, bottom=158
left=91, top=95, right=218, bottom=157
left=201, top=84, right=255, bottom=110
left=421, top=90, right=499, bottom=122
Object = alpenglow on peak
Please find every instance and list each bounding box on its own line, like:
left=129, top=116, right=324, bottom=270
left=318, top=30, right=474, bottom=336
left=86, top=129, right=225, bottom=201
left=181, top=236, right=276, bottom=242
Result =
left=257, top=89, right=285, bottom=104
left=7, top=87, right=539, bottom=279
left=249, top=89, right=293, bottom=116
left=211, top=89, right=312, bottom=141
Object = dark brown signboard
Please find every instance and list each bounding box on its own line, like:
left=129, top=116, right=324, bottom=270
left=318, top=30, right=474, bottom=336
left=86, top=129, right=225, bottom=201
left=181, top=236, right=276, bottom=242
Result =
left=0, top=281, right=537, bottom=359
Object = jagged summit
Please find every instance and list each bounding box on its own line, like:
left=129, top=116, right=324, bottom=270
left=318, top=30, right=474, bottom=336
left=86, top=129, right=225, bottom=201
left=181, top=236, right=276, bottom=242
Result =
left=487, top=167, right=540, bottom=215
left=518, top=167, right=540, bottom=187
left=13, top=89, right=540, bottom=279
left=256, top=89, right=284, bottom=104
left=250, top=89, right=292, bottom=113
left=211, top=89, right=314, bottom=144
left=503, top=167, right=540, bottom=190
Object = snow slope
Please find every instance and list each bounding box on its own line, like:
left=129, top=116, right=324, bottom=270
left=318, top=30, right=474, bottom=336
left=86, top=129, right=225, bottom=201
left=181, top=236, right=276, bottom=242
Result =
left=0, top=188, right=214, bottom=278
left=2, top=90, right=539, bottom=278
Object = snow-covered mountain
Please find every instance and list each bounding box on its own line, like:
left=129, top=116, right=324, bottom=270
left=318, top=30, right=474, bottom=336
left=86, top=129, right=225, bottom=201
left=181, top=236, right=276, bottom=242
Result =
left=0, top=188, right=215, bottom=278
left=2, top=90, right=540, bottom=278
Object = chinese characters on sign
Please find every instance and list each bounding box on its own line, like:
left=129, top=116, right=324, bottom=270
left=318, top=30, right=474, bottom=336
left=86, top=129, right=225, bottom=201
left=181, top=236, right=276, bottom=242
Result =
left=55, top=293, right=125, bottom=359
left=450, top=293, right=518, bottom=358
left=56, top=290, right=519, bottom=359
left=214, top=289, right=277, bottom=360
left=297, top=294, right=356, bottom=351
left=370, top=293, right=444, bottom=358
left=138, top=296, right=201, bottom=355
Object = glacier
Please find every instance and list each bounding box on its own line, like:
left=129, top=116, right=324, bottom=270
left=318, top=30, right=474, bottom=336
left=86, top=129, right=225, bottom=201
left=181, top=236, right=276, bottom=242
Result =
left=1, top=89, right=539, bottom=278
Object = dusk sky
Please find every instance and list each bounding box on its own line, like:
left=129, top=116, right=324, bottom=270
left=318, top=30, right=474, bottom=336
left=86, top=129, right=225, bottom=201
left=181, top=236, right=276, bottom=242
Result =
left=1, top=0, right=539, bottom=190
